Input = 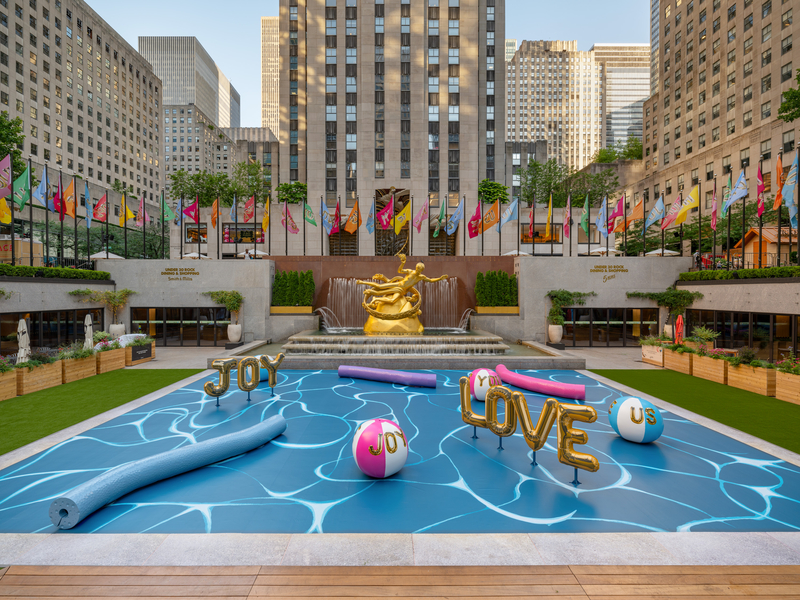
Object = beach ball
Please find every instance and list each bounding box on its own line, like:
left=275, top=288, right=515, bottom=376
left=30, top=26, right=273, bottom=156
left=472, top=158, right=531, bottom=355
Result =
left=468, top=368, right=501, bottom=402
left=608, top=396, right=664, bottom=444
left=352, top=418, right=408, bottom=478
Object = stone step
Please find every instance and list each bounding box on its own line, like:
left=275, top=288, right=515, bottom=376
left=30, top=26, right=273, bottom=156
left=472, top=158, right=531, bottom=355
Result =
left=282, top=342, right=510, bottom=355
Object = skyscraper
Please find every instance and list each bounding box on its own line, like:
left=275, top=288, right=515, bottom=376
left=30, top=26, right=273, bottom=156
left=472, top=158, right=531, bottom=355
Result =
left=591, top=44, right=650, bottom=147
left=280, top=0, right=506, bottom=256
left=650, top=0, right=660, bottom=95
left=261, top=17, right=280, bottom=134
left=138, top=36, right=241, bottom=128
left=505, top=39, right=517, bottom=63
left=506, top=40, right=602, bottom=170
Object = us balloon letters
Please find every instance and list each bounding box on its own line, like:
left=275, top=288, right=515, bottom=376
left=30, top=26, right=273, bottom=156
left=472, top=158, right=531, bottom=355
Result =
left=608, top=396, right=664, bottom=444
left=459, top=377, right=600, bottom=473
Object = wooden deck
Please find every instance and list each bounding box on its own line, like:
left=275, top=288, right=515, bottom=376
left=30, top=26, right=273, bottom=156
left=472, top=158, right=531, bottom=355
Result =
left=0, top=565, right=798, bottom=598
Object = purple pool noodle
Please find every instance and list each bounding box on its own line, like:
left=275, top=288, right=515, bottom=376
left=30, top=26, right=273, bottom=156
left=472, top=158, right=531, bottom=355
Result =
left=338, top=365, right=437, bottom=388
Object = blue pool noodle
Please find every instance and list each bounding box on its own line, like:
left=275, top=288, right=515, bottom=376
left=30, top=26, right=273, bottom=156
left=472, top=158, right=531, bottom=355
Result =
left=49, top=415, right=287, bottom=530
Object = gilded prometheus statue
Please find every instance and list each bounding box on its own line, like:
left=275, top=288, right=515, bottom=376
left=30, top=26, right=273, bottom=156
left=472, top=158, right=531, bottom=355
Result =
left=358, top=254, right=448, bottom=335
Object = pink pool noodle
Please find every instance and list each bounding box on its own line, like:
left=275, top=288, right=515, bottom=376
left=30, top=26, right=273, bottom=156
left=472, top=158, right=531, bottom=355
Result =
left=338, top=366, right=437, bottom=388
left=495, top=364, right=586, bottom=400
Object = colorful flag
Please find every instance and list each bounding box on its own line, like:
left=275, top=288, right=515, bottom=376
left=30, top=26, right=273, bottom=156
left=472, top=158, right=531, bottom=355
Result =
left=85, top=182, right=92, bottom=229
left=174, top=198, right=183, bottom=225
left=446, top=197, right=464, bottom=236
left=393, top=200, right=411, bottom=235
left=0, top=154, right=11, bottom=199
left=528, top=204, right=534, bottom=240
left=119, top=194, right=135, bottom=226
left=661, top=195, right=683, bottom=230
left=723, top=171, right=748, bottom=214
left=617, top=198, right=644, bottom=232
left=211, top=198, right=219, bottom=229
left=782, top=152, right=798, bottom=228
left=62, top=179, right=76, bottom=218
left=595, top=196, right=608, bottom=238
left=344, top=201, right=361, bottom=234
left=376, top=198, right=394, bottom=230
left=413, top=199, right=428, bottom=233
left=182, top=198, right=199, bottom=224
left=480, top=200, right=500, bottom=234
left=772, top=153, right=785, bottom=211
left=53, top=178, right=64, bottom=221
left=160, top=194, right=175, bottom=223
left=365, top=198, right=375, bottom=234
left=563, top=196, right=571, bottom=238
left=304, top=202, right=317, bottom=226
left=331, top=198, right=341, bottom=235
left=11, top=167, right=30, bottom=210
left=0, top=197, right=11, bottom=224
left=711, top=182, right=718, bottom=232
left=644, top=194, right=665, bottom=232
left=580, top=195, right=589, bottom=238
left=433, top=200, right=446, bottom=237
left=757, top=164, right=766, bottom=218
left=229, top=200, right=236, bottom=222
left=607, top=195, right=625, bottom=229
left=320, top=198, right=334, bottom=235
left=544, top=194, right=553, bottom=240
left=93, top=193, right=108, bottom=222
left=135, top=194, right=150, bottom=227
left=32, top=171, right=48, bottom=208
left=467, top=203, right=482, bottom=238
left=262, top=201, right=270, bottom=232
left=242, top=195, right=255, bottom=222
left=675, top=185, right=700, bottom=225
left=498, top=198, right=518, bottom=233
left=720, top=173, right=732, bottom=218
left=282, top=201, right=300, bottom=234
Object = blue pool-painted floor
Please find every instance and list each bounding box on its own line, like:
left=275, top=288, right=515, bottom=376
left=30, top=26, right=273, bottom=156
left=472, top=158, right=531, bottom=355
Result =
left=1, top=370, right=799, bottom=534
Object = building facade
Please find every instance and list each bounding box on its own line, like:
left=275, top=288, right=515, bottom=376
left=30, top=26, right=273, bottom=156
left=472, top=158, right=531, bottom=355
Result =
left=630, top=0, right=799, bottom=256
left=138, top=36, right=240, bottom=129
left=591, top=43, right=650, bottom=148
left=279, top=0, right=506, bottom=256
left=505, top=38, right=516, bottom=62
left=0, top=0, right=163, bottom=206
left=506, top=40, right=603, bottom=170
left=651, top=0, right=661, bottom=94
left=261, top=17, right=280, bottom=135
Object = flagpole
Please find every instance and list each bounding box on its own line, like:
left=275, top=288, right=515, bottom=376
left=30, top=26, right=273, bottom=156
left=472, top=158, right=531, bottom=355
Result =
left=162, top=192, right=166, bottom=259
left=105, top=191, right=109, bottom=260
left=712, top=179, right=717, bottom=269
left=254, top=193, right=258, bottom=260
left=72, top=173, right=78, bottom=265
left=480, top=193, right=484, bottom=257
left=356, top=195, right=361, bottom=256
left=303, top=198, right=306, bottom=257
left=268, top=195, right=272, bottom=256
left=86, top=185, right=90, bottom=265
left=285, top=199, right=288, bottom=257
left=9, top=157, right=13, bottom=266
left=180, top=194, right=183, bottom=261
left=445, top=194, right=449, bottom=256
left=606, top=198, right=609, bottom=257
left=142, top=193, right=146, bottom=260
left=320, top=195, right=324, bottom=256
left=698, top=180, right=703, bottom=270
left=623, top=192, right=627, bottom=256
left=462, top=194, right=466, bottom=256
left=58, top=169, right=64, bottom=265
left=742, top=164, right=747, bottom=268
left=196, top=195, right=200, bottom=259
left=726, top=188, right=732, bottom=269
left=338, top=194, right=342, bottom=256
left=44, top=163, right=50, bottom=265
left=234, top=194, right=238, bottom=260
left=777, top=153, right=783, bottom=266
left=758, top=157, right=763, bottom=269
left=517, top=199, right=520, bottom=256
left=550, top=193, right=554, bottom=257
left=28, top=158, right=33, bottom=266
left=498, top=198, right=502, bottom=257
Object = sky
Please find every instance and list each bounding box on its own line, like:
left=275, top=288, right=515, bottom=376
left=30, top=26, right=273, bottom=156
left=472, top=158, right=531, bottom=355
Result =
left=93, top=0, right=649, bottom=128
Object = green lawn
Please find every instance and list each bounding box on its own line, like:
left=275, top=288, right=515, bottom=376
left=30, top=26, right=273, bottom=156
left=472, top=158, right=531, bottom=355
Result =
left=0, top=369, right=202, bottom=456
left=592, top=369, right=800, bottom=455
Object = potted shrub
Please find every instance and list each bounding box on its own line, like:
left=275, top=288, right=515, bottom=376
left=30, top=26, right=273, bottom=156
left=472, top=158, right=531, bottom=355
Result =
left=474, top=271, right=520, bottom=314
left=775, top=352, right=800, bottom=405
left=204, top=291, right=244, bottom=342
left=626, top=287, right=704, bottom=343
left=684, top=325, right=720, bottom=352
left=639, top=334, right=671, bottom=367
left=692, top=346, right=729, bottom=385
left=125, top=336, right=156, bottom=366
left=0, top=356, right=16, bottom=401
left=70, top=288, right=137, bottom=339
left=270, top=270, right=316, bottom=314
left=15, top=352, right=62, bottom=396
left=545, top=290, right=596, bottom=344
left=95, top=339, right=126, bottom=374
left=663, top=343, right=694, bottom=375
left=59, top=342, right=96, bottom=384
left=725, top=349, right=776, bottom=397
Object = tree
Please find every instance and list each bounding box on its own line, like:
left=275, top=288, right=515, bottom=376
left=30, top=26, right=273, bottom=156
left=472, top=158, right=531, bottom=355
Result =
left=565, top=169, right=620, bottom=206
left=517, top=158, right=618, bottom=209
left=275, top=181, right=308, bottom=205
left=168, top=170, right=192, bottom=203
left=778, top=68, right=800, bottom=123
left=0, top=111, right=27, bottom=178
left=478, top=179, right=510, bottom=204
left=232, top=161, right=271, bottom=201
left=191, top=171, right=232, bottom=207
left=620, top=136, right=643, bottom=160
left=593, top=147, right=619, bottom=164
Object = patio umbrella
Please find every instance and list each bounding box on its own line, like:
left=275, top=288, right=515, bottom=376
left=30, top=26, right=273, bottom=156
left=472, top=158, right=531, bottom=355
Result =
left=83, top=314, right=94, bottom=351
left=502, top=250, right=531, bottom=256
left=588, top=247, right=623, bottom=255
left=237, top=249, right=270, bottom=258
left=89, top=251, right=125, bottom=259
left=675, top=314, right=684, bottom=345
left=182, top=252, right=210, bottom=259
left=645, top=248, right=680, bottom=256
left=16, top=318, right=31, bottom=364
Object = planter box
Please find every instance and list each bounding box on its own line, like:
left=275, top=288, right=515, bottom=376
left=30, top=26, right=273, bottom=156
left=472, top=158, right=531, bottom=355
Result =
left=270, top=306, right=313, bottom=314
left=727, top=364, right=776, bottom=397
left=692, top=355, right=728, bottom=385
left=776, top=372, right=800, bottom=405
left=96, top=348, right=126, bottom=374
left=664, top=349, right=693, bottom=375
left=125, top=342, right=155, bottom=367
left=475, top=307, right=519, bottom=315
left=683, top=341, right=702, bottom=351
left=16, top=360, right=63, bottom=396
left=0, top=370, right=16, bottom=401
left=62, top=356, right=97, bottom=384
left=641, top=345, right=665, bottom=367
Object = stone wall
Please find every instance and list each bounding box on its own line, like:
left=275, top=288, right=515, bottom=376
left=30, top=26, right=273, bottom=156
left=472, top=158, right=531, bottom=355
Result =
left=676, top=279, right=800, bottom=316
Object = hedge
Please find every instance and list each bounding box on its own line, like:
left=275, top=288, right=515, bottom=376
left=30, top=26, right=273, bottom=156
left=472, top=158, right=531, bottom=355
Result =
left=679, top=266, right=800, bottom=282
left=272, top=270, right=315, bottom=306
left=475, top=270, right=518, bottom=307
left=0, top=264, right=111, bottom=280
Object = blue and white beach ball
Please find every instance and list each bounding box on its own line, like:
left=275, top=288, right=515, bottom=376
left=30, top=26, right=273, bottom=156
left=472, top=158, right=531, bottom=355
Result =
left=608, top=396, right=664, bottom=444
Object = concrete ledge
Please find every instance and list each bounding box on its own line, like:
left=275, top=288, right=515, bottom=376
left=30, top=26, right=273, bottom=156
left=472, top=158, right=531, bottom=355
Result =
left=270, top=306, right=314, bottom=314
left=278, top=353, right=585, bottom=371
left=676, top=276, right=800, bottom=286
left=0, top=276, right=115, bottom=285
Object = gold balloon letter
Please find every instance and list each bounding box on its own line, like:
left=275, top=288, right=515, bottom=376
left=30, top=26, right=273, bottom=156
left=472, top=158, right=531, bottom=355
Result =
left=237, top=357, right=260, bottom=393
left=259, top=353, right=285, bottom=388
left=204, top=358, right=237, bottom=397
left=557, top=404, right=600, bottom=473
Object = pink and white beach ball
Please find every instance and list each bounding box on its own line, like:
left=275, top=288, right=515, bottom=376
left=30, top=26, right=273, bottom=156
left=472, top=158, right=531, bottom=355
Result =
left=468, top=368, right=501, bottom=402
left=352, top=418, right=409, bottom=478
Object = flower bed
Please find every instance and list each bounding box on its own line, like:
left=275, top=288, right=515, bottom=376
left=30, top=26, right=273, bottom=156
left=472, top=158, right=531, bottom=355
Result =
left=96, top=341, right=126, bottom=374
left=692, top=353, right=728, bottom=385
left=62, top=356, right=97, bottom=384
left=0, top=370, right=16, bottom=401
left=776, top=372, right=800, bottom=405
left=16, top=360, right=63, bottom=396
left=125, top=341, right=156, bottom=366
left=664, top=348, right=693, bottom=375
